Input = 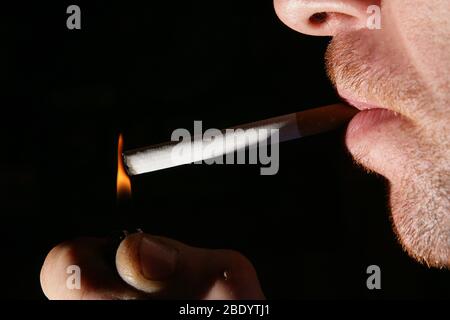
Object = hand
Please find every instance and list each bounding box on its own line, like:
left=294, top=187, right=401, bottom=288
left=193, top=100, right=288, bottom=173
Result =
left=40, top=232, right=265, bottom=300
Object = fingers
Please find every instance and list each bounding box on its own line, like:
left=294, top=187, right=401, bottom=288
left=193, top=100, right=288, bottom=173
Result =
left=115, top=232, right=265, bottom=299
left=40, top=237, right=145, bottom=300
left=40, top=233, right=265, bottom=300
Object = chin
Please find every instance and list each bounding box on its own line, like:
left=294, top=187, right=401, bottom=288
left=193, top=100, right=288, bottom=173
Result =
left=389, top=177, right=450, bottom=269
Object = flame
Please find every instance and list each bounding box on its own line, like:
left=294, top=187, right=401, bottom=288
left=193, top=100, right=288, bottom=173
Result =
left=117, top=134, right=132, bottom=199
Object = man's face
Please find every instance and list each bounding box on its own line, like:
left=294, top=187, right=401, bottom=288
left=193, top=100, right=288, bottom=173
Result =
left=274, top=0, right=450, bottom=267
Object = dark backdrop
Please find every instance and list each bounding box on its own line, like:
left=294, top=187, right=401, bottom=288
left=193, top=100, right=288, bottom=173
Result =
left=2, top=0, right=449, bottom=299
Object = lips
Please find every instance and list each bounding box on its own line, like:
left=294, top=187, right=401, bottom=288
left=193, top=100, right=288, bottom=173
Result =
left=338, top=89, right=386, bottom=111
left=335, top=85, right=412, bottom=181
left=338, top=89, right=400, bottom=140
left=342, top=98, right=384, bottom=111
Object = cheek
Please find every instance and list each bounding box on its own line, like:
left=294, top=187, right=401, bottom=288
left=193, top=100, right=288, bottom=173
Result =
left=384, top=0, right=450, bottom=90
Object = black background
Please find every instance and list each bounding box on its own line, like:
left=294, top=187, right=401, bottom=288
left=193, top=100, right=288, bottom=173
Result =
left=1, top=0, right=449, bottom=299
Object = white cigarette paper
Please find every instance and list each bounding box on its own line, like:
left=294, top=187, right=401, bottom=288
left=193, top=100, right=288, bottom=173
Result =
left=123, top=103, right=357, bottom=176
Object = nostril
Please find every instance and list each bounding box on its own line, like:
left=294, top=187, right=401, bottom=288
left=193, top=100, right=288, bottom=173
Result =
left=309, top=12, right=328, bottom=25
left=308, top=11, right=358, bottom=33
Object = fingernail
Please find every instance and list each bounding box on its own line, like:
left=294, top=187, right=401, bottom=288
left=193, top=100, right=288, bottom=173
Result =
left=139, top=235, right=178, bottom=280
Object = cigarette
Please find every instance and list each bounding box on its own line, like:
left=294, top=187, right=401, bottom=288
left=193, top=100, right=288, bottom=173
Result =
left=123, top=103, right=357, bottom=176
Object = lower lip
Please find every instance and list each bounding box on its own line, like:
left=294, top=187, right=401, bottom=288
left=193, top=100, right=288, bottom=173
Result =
left=346, top=108, right=398, bottom=139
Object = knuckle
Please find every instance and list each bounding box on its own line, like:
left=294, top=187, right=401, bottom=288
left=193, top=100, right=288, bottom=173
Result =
left=219, top=249, right=255, bottom=272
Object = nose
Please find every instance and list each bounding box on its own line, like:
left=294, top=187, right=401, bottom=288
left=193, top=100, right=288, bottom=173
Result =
left=274, top=0, right=380, bottom=36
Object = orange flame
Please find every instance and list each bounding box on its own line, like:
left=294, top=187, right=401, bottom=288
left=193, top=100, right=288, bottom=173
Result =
left=117, top=134, right=132, bottom=199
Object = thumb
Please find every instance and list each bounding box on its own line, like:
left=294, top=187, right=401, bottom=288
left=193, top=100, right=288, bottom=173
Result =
left=116, top=232, right=265, bottom=299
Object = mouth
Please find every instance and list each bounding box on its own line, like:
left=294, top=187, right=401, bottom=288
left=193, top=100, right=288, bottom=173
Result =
left=342, top=97, right=384, bottom=112
left=338, top=89, right=400, bottom=141
left=338, top=89, right=387, bottom=111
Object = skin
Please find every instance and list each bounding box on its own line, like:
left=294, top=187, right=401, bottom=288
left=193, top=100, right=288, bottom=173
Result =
left=41, top=0, right=449, bottom=299
left=275, top=0, right=449, bottom=268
